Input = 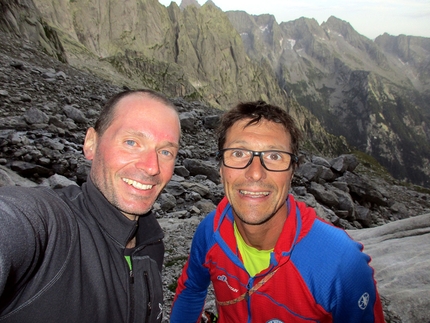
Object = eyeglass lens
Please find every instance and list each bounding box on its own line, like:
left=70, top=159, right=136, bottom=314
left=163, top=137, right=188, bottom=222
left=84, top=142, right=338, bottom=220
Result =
left=222, top=149, right=293, bottom=171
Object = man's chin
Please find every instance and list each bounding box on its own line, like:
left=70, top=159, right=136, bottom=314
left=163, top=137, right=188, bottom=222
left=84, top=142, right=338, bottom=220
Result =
left=235, top=209, right=277, bottom=226
left=116, top=202, right=154, bottom=219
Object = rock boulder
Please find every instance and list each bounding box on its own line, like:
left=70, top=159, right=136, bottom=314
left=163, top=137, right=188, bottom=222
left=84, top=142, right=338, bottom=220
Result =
left=348, top=214, right=430, bottom=323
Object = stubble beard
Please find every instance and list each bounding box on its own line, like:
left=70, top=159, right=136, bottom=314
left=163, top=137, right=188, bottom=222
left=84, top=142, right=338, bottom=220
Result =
left=233, top=202, right=284, bottom=226
left=90, top=167, right=160, bottom=218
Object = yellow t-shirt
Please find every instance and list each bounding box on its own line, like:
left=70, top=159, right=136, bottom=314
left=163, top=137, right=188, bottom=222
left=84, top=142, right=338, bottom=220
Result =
left=234, top=222, right=273, bottom=277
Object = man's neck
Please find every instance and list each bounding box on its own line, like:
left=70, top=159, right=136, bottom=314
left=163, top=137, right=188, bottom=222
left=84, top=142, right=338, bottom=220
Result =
left=235, top=215, right=286, bottom=250
left=126, top=237, right=136, bottom=249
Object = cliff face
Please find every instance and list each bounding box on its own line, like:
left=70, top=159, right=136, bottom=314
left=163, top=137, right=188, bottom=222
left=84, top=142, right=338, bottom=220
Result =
left=0, top=0, right=67, bottom=62
left=1, top=0, right=429, bottom=187
left=24, top=0, right=289, bottom=108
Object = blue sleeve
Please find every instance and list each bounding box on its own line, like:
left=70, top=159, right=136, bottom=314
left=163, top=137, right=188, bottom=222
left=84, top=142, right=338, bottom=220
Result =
left=170, top=212, right=215, bottom=323
left=293, top=219, right=381, bottom=323
left=331, top=239, right=380, bottom=322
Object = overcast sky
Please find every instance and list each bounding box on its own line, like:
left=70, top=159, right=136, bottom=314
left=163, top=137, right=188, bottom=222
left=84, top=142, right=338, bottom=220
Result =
left=158, top=0, right=430, bottom=39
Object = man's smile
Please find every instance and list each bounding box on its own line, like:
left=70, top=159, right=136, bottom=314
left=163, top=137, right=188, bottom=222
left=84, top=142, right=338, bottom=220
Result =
left=122, top=177, right=154, bottom=190
left=239, top=190, right=270, bottom=197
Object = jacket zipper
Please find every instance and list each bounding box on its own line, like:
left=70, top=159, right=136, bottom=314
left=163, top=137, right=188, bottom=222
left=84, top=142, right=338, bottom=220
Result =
left=246, top=280, right=252, bottom=322
left=143, top=271, right=152, bottom=322
left=129, top=268, right=135, bottom=323
left=144, top=271, right=152, bottom=323
left=128, top=239, right=161, bottom=322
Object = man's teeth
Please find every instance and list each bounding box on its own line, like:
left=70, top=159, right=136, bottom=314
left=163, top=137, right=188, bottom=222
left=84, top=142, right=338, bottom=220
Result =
left=123, top=178, right=153, bottom=190
left=240, top=190, right=269, bottom=197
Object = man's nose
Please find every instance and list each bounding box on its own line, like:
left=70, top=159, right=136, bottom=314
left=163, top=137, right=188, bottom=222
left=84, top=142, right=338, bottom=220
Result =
left=135, top=150, right=160, bottom=176
left=244, top=155, right=266, bottom=181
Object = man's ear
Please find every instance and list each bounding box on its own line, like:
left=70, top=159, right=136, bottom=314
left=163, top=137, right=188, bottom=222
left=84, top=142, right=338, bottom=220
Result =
left=83, top=127, right=97, bottom=160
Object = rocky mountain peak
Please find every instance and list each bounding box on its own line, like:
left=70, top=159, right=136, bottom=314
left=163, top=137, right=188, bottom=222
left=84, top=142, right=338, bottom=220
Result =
left=179, top=0, right=201, bottom=9
left=203, top=0, right=220, bottom=9
left=375, top=33, right=430, bottom=88
left=281, top=16, right=326, bottom=40
left=323, top=15, right=360, bottom=39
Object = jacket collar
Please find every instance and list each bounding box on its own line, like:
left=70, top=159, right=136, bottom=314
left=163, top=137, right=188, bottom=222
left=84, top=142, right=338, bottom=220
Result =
left=82, top=177, right=164, bottom=248
left=213, top=194, right=315, bottom=264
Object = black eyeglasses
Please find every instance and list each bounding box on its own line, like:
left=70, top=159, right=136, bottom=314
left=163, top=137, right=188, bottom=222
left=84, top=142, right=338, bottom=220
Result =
left=217, top=148, right=298, bottom=172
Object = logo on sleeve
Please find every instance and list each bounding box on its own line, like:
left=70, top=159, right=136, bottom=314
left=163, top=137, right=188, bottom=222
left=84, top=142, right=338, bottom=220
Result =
left=358, top=292, right=370, bottom=310
left=266, top=320, right=284, bottom=323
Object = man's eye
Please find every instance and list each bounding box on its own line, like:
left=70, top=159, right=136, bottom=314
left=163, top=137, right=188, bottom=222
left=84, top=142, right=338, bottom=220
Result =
left=159, top=150, right=175, bottom=158
left=231, top=150, right=246, bottom=158
left=125, top=140, right=136, bottom=146
left=266, top=152, right=281, bottom=161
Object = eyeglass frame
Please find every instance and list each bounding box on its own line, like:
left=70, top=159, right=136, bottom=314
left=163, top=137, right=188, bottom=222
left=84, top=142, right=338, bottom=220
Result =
left=217, top=148, right=299, bottom=172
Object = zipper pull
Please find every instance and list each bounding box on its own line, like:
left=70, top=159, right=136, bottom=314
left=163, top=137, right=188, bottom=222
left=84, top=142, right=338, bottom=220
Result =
left=129, top=270, right=134, bottom=284
left=245, top=280, right=252, bottom=301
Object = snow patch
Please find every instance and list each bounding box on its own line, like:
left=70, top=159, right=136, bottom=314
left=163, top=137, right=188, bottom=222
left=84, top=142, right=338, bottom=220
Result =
left=287, top=38, right=296, bottom=50
left=259, top=24, right=269, bottom=33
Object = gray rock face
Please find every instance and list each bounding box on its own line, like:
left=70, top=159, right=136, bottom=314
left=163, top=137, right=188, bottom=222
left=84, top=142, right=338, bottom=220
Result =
left=182, top=158, right=220, bottom=184
left=24, top=107, right=49, bottom=124
left=0, top=165, right=38, bottom=187
left=348, top=214, right=430, bottom=323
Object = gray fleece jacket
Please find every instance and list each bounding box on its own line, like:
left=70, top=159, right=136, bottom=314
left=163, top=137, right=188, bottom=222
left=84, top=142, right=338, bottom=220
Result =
left=0, top=178, right=164, bottom=323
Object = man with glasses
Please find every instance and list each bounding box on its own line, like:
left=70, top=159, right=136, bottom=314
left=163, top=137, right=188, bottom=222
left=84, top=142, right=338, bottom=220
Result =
left=170, top=101, right=385, bottom=323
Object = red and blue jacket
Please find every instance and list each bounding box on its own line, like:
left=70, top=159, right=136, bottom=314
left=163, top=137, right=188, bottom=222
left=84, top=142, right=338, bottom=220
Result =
left=171, top=194, right=385, bottom=323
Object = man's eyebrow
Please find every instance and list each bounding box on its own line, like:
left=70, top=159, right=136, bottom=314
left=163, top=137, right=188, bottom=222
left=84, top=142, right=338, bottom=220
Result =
left=125, top=130, right=179, bottom=148
left=227, top=140, right=286, bottom=150
left=163, top=141, right=180, bottom=149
